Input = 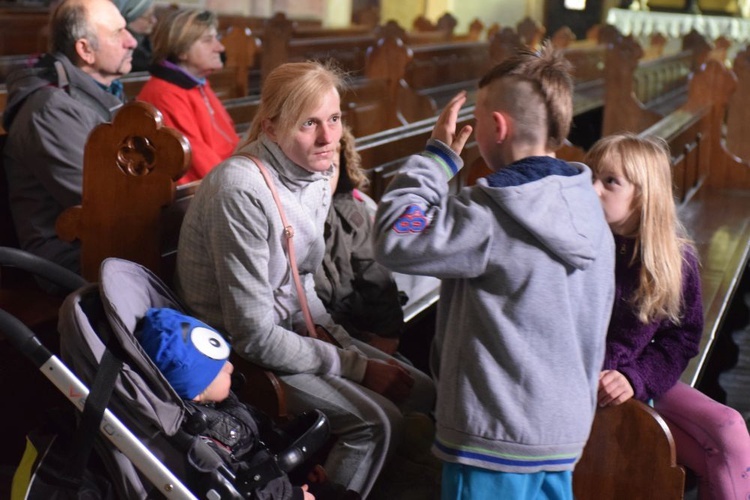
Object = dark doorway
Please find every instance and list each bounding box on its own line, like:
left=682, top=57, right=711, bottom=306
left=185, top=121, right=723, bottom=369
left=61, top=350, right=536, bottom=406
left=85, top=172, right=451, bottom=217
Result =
left=544, top=0, right=604, bottom=40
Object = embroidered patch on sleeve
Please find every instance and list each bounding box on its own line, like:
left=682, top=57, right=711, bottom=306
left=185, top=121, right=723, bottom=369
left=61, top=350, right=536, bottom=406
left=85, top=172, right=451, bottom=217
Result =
left=392, top=205, right=430, bottom=234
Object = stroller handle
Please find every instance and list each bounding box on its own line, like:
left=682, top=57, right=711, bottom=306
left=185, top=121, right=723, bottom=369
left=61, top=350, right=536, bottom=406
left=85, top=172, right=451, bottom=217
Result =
left=0, top=308, right=54, bottom=368
left=0, top=246, right=88, bottom=291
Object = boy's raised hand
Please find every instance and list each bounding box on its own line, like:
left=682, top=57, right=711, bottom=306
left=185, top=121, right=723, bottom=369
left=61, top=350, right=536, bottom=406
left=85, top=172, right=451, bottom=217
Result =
left=431, top=91, right=473, bottom=155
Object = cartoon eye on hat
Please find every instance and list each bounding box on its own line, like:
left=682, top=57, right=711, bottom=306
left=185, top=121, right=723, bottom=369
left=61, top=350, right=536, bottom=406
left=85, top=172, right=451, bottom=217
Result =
left=190, top=326, right=231, bottom=360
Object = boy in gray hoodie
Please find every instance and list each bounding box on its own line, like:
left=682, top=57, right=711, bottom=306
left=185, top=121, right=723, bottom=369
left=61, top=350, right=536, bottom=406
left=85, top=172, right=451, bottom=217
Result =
left=374, top=44, right=615, bottom=499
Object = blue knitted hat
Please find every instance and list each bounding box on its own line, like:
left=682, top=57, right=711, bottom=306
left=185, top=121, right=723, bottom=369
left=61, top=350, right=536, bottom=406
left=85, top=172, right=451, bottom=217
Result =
left=139, top=308, right=231, bottom=400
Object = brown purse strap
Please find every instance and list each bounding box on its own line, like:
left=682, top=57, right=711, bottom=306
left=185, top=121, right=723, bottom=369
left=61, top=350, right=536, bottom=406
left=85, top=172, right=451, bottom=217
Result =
left=236, top=153, right=320, bottom=340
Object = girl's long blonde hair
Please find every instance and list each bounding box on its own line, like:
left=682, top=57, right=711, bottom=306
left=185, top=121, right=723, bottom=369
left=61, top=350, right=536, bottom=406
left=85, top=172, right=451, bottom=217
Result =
left=585, top=133, right=692, bottom=324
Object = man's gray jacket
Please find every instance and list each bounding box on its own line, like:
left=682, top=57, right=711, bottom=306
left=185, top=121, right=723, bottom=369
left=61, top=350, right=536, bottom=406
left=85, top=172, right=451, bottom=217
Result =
left=2, top=53, right=123, bottom=273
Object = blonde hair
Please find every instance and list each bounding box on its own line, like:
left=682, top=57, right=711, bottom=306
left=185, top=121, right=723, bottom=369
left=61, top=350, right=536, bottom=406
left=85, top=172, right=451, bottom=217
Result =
left=151, top=8, right=218, bottom=64
left=585, top=133, right=692, bottom=324
left=337, top=125, right=369, bottom=191
left=478, top=41, right=573, bottom=151
left=243, top=61, right=346, bottom=146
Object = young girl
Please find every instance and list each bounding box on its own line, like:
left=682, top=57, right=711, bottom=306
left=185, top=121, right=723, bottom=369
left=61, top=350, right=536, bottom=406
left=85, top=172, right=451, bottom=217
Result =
left=586, top=133, right=750, bottom=499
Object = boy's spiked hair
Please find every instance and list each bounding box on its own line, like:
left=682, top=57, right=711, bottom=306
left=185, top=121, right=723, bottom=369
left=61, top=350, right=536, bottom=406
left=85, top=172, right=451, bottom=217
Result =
left=479, top=42, right=573, bottom=151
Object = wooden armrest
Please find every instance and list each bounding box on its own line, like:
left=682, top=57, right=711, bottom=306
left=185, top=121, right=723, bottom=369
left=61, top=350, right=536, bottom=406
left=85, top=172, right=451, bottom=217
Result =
left=230, top=353, right=288, bottom=422
left=573, top=399, right=684, bottom=499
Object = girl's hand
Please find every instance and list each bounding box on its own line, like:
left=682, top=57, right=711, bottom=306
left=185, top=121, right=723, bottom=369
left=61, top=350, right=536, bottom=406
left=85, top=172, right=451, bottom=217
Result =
left=301, top=484, right=315, bottom=500
left=598, top=370, right=634, bottom=406
left=431, top=91, right=473, bottom=155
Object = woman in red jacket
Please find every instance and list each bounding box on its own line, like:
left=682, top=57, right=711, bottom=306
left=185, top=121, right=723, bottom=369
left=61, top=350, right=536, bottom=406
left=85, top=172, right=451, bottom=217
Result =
left=137, top=9, right=239, bottom=184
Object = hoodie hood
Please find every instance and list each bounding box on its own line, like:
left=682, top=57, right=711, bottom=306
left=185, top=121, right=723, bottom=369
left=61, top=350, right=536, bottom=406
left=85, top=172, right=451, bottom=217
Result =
left=3, top=55, right=58, bottom=131
left=477, top=159, right=607, bottom=270
left=3, top=53, right=122, bottom=131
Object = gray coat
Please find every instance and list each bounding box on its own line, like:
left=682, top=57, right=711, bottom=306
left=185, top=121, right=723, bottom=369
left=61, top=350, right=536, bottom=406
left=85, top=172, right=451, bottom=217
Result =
left=2, top=53, right=123, bottom=272
left=175, top=135, right=369, bottom=382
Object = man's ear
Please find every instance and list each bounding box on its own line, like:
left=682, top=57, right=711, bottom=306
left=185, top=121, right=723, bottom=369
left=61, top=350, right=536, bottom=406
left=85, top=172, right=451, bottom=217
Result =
left=492, top=111, right=509, bottom=144
left=75, top=38, right=96, bottom=66
left=262, top=118, right=277, bottom=142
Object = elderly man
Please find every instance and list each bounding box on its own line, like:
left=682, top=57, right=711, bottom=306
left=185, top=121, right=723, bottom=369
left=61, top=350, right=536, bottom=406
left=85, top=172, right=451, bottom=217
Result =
left=2, top=0, right=136, bottom=277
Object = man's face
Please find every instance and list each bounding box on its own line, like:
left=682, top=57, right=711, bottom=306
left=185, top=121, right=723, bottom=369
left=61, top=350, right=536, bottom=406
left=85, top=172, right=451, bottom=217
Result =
left=82, top=0, right=137, bottom=85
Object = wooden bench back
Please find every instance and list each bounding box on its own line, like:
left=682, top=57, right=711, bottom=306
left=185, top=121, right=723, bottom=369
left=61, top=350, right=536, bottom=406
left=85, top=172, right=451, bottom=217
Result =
left=573, top=400, right=684, bottom=500
left=0, top=10, right=49, bottom=56
left=725, top=46, right=750, bottom=164
left=602, top=33, right=708, bottom=136
left=260, top=13, right=375, bottom=82
left=56, top=101, right=190, bottom=282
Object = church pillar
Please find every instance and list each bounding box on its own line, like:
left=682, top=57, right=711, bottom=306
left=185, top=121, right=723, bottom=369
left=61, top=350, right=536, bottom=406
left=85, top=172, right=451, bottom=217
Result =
left=425, top=0, right=451, bottom=20
left=381, top=0, right=424, bottom=27
left=325, top=0, right=353, bottom=26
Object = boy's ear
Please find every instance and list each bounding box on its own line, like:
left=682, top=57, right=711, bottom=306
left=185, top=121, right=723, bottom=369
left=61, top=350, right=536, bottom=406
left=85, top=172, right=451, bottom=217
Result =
left=492, top=111, right=509, bottom=144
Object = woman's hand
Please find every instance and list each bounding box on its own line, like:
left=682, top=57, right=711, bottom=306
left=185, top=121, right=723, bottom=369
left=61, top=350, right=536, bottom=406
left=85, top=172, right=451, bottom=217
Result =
left=362, top=359, right=414, bottom=404
left=366, top=333, right=400, bottom=355
left=598, top=370, right=635, bottom=407
left=431, top=91, right=473, bottom=155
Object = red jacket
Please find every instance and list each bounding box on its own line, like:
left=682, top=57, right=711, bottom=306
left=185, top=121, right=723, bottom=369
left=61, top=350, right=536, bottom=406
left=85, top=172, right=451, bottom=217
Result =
left=137, top=63, right=239, bottom=184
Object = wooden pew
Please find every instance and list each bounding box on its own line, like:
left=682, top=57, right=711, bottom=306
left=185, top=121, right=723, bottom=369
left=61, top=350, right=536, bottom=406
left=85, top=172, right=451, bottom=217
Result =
left=0, top=7, right=49, bottom=56
left=725, top=46, right=750, bottom=163
left=573, top=399, right=685, bottom=500
left=601, top=33, right=708, bottom=136
left=574, top=58, right=750, bottom=499
left=260, top=12, right=377, bottom=83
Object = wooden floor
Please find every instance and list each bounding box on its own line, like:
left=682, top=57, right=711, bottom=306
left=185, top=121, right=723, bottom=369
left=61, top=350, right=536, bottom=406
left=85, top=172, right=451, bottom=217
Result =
left=720, top=290, right=750, bottom=422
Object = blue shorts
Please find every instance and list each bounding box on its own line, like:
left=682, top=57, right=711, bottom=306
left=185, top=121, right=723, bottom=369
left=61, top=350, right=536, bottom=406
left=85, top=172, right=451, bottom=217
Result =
left=441, top=462, right=573, bottom=500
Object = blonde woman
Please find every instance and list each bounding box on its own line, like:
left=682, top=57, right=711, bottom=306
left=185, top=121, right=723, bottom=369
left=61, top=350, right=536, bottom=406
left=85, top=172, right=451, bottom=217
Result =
left=137, top=8, right=238, bottom=184
left=175, top=61, right=435, bottom=498
left=587, top=133, right=750, bottom=500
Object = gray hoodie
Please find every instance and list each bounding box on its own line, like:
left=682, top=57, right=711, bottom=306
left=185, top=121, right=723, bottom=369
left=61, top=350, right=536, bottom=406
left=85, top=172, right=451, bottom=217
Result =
left=3, top=53, right=122, bottom=273
left=375, top=139, right=615, bottom=473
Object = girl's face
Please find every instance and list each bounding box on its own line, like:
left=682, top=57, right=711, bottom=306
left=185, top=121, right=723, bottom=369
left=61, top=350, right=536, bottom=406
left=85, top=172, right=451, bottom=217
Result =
left=274, top=87, right=342, bottom=173
left=593, top=163, right=640, bottom=236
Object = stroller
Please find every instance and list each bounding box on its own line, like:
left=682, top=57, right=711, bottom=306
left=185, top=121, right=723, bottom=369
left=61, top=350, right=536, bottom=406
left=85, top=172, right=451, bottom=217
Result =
left=2, top=248, right=330, bottom=499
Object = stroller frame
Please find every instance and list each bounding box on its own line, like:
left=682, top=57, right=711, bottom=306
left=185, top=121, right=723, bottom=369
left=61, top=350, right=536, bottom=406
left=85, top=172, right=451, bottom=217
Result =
left=0, top=247, right=208, bottom=499
left=2, top=247, right=329, bottom=499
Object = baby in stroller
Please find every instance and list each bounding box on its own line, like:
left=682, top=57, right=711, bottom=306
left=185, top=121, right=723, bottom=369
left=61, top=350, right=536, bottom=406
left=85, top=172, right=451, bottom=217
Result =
left=138, top=306, right=326, bottom=500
